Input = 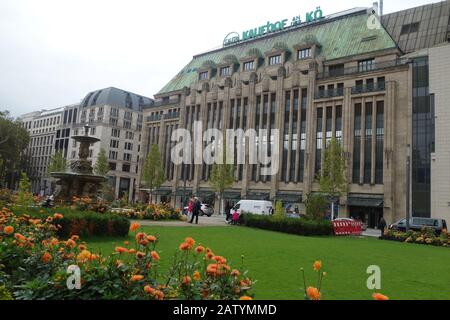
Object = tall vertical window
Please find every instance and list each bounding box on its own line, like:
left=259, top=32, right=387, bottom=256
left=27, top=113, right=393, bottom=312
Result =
left=335, top=106, right=342, bottom=142
left=315, top=107, right=323, bottom=175
left=260, top=95, right=269, bottom=181
left=299, top=88, right=307, bottom=182
left=220, top=66, right=231, bottom=77
left=290, top=90, right=299, bottom=181
left=375, top=101, right=384, bottom=184
left=252, top=96, right=261, bottom=181
left=242, top=98, right=248, bottom=130
left=229, top=99, right=235, bottom=129
left=326, top=107, right=333, bottom=146
left=267, top=93, right=276, bottom=182
left=353, top=104, right=362, bottom=184
left=199, top=71, right=209, bottom=80
left=236, top=99, right=242, bottom=181
left=364, top=102, right=373, bottom=184
left=282, top=92, right=290, bottom=182
left=243, top=60, right=255, bottom=71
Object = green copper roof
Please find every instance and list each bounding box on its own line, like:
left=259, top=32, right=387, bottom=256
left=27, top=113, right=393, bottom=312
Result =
left=158, top=11, right=397, bottom=95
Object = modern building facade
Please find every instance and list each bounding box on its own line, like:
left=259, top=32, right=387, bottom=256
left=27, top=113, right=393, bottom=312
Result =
left=142, top=2, right=450, bottom=227
left=72, top=87, right=153, bottom=201
left=19, top=107, right=65, bottom=194
left=19, top=87, right=153, bottom=200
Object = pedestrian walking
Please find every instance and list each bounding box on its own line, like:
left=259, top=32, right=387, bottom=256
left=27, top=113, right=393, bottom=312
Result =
left=189, top=197, right=201, bottom=224
left=379, top=217, right=387, bottom=238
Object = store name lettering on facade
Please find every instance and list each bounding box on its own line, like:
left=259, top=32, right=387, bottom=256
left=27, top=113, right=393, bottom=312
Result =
left=223, top=7, right=324, bottom=47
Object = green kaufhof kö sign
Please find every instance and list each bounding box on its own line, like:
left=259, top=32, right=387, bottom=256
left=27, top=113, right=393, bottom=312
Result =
left=223, top=7, right=324, bottom=47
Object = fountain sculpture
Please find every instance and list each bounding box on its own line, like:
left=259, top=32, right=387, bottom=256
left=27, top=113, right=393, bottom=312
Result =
left=51, top=125, right=107, bottom=202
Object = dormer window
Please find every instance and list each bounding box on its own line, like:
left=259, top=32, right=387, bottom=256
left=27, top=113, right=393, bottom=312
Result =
left=298, top=48, right=312, bottom=60
left=269, top=54, right=281, bottom=66
left=243, top=60, right=255, bottom=71
left=199, top=71, right=209, bottom=80
left=220, top=66, right=231, bottom=77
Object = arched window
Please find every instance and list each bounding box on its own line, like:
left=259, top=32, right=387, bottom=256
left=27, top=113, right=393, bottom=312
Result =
left=91, top=90, right=102, bottom=106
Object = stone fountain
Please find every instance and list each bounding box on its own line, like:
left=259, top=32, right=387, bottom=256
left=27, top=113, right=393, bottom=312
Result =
left=51, top=125, right=107, bottom=202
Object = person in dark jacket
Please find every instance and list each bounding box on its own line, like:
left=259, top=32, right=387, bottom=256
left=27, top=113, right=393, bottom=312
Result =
left=379, top=217, right=387, bottom=238
left=189, top=197, right=201, bottom=224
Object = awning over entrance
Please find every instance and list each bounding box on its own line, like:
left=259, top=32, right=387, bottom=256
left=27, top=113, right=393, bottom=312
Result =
left=223, top=190, right=242, bottom=199
left=196, top=189, right=215, bottom=198
left=173, top=188, right=193, bottom=196
left=347, top=195, right=384, bottom=207
left=276, top=192, right=302, bottom=203
left=151, top=188, right=172, bottom=196
left=247, top=190, right=270, bottom=200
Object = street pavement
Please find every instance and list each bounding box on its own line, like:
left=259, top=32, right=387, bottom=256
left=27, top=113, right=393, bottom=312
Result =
left=132, top=214, right=229, bottom=227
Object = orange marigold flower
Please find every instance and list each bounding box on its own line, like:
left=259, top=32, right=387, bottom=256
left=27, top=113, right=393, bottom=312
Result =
left=70, top=235, right=80, bottom=241
left=136, top=251, right=145, bottom=259
left=154, top=290, right=164, bottom=300
left=239, top=296, right=253, bottom=300
left=124, top=241, right=129, bottom=246
left=147, top=235, right=157, bottom=242
left=151, top=251, right=160, bottom=261
left=306, top=287, right=321, bottom=300
left=77, top=250, right=92, bottom=263
left=41, top=252, right=52, bottom=264
left=182, top=276, right=191, bottom=286
left=206, top=252, right=214, bottom=260
left=115, top=246, right=128, bottom=254
left=131, top=275, right=144, bottom=282
left=53, top=213, right=63, bottom=220
left=50, top=238, right=59, bottom=247
left=193, top=271, right=201, bottom=281
left=89, top=254, right=100, bottom=261
left=135, top=232, right=145, bottom=241
left=130, top=223, right=140, bottom=231
left=179, top=242, right=191, bottom=251
left=4, top=226, right=14, bottom=235
left=184, top=237, right=195, bottom=246
left=144, top=285, right=155, bottom=295
left=66, top=239, right=76, bottom=248
left=78, top=244, right=87, bottom=251
left=231, top=269, right=241, bottom=277
left=213, top=256, right=227, bottom=264
left=313, top=260, right=322, bottom=271
left=372, top=293, right=389, bottom=300
left=14, top=233, right=26, bottom=241
left=195, top=246, right=205, bottom=254
left=128, top=248, right=136, bottom=254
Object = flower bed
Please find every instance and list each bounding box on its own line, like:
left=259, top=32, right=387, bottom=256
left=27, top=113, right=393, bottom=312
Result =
left=240, top=214, right=334, bottom=236
left=0, top=208, right=254, bottom=300
left=382, top=228, right=450, bottom=247
left=112, top=203, right=182, bottom=221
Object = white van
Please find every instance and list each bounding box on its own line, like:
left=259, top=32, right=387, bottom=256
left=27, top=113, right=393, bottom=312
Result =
left=232, top=200, right=273, bottom=216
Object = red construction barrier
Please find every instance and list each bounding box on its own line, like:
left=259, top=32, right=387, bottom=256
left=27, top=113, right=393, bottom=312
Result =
left=332, top=220, right=363, bottom=236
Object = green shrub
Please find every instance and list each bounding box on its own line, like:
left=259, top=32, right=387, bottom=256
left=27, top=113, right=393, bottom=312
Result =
left=240, top=214, right=333, bottom=236
left=0, top=285, right=13, bottom=300
left=12, top=207, right=129, bottom=238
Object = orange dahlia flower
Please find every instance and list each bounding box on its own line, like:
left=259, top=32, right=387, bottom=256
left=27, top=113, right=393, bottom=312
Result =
left=4, top=226, right=14, bottom=235
left=372, top=293, right=389, bottom=300
left=313, top=260, right=322, bottom=271
left=41, top=252, right=52, bottom=264
left=151, top=251, right=160, bottom=261
left=130, top=223, right=140, bottom=231
left=131, top=275, right=144, bottom=282
left=306, top=287, right=321, bottom=300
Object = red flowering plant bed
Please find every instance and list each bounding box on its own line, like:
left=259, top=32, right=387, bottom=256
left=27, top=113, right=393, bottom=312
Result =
left=0, top=208, right=254, bottom=300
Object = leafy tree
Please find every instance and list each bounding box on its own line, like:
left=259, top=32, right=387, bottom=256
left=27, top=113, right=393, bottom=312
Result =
left=209, top=141, right=235, bottom=215
left=274, top=201, right=284, bottom=217
left=142, top=144, right=165, bottom=204
left=17, top=172, right=33, bottom=207
left=0, top=111, right=30, bottom=188
left=93, top=148, right=110, bottom=176
left=47, top=151, right=68, bottom=173
left=305, top=193, right=328, bottom=221
left=318, top=137, right=348, bottom=219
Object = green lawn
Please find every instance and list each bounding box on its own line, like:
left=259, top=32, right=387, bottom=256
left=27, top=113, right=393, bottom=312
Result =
left=87, top=226, right=450, bottom=300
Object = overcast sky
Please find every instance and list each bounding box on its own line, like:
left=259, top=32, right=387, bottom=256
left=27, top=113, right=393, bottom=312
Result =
left=0, top=0, right=436, bottom=117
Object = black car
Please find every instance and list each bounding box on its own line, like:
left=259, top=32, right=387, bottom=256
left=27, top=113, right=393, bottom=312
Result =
left=389, top=217, right=447, bottom=235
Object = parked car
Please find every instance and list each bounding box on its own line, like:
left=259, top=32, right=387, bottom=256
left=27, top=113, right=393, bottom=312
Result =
left=389, top=217, right=448, bottom=235
left=182, top=203, right=214, bottom=217
left=200, top=204, right=214, bottom=217
left=232, top=200, right=273, bottom=216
